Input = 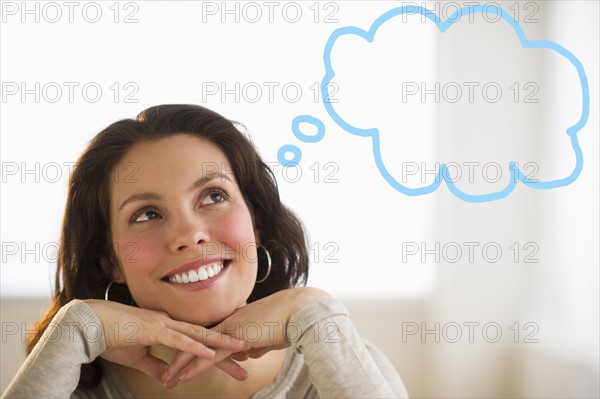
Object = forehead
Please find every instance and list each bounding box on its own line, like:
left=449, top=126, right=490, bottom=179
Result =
left=120, top=134, right=228, bottom=168
left=111, top=134, right=234, bottom=200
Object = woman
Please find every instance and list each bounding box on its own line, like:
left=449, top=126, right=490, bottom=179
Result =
left=2, top=104, right=408, bottom=398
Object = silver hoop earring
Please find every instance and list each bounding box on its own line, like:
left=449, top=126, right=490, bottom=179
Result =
left=256, top=245, right=272, bottom=283
left=104, top=281, right=115, bottom=301
left=105, top=281, right=136, bottom=306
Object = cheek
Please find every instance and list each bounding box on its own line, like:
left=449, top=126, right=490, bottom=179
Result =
left=214, top=205, right=257, bottom=249
left=114, top=236, right=163, bottom=278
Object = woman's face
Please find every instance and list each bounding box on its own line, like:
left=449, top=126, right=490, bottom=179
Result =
left=108, top=134, right=258, bottom=326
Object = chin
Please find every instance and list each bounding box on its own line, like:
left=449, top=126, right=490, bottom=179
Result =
left=168, top=301, right=241, bottom=328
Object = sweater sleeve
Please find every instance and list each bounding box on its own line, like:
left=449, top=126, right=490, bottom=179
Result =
left=287, top=298, right=408, bottom=398
left=2, top=300, right=107, bottom=399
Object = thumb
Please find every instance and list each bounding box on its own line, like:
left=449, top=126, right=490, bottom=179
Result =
left=130, top=354, right=169, bottom=382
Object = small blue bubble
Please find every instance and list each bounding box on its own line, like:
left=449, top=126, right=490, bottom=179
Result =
left=292, top=115, right=325, bottom=143
left=278, top=144, right=302, bottom=167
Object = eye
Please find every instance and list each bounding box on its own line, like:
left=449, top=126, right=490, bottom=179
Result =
left=200, top=188, right=230, bottom=206
left=131, top=208, right=161, bottom=224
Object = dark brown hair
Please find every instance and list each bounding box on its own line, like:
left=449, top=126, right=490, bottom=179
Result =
left=27, top=104, right=309, bottom=388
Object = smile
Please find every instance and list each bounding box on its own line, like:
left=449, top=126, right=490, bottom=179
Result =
left=166, top=260, right=229, bottom=284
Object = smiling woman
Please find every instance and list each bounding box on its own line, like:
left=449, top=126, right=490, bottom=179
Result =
left=2, top=104, right=408, bottom=399
left=108, top=135, right=261, bottom=327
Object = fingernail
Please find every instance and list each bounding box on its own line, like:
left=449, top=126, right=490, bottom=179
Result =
left=178, top=371, right=188, bottom=381
left=161, top=371, right=169, bottom=382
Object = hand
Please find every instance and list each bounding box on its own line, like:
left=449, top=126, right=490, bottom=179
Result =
left=162, top=287, right=331, bottom=387
left=216, top=287, right=331, bottom=357
left=84, top=300, right=246, bottom=384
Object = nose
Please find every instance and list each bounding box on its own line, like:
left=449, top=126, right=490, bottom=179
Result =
left=167, top=210, right=208, bottom=253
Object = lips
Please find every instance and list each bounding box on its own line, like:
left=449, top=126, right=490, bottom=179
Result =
left=166, top=260, right=225, bottom=283
left=161, top=257, right=231, bottom=283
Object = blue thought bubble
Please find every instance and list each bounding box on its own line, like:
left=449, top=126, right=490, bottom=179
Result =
left=286, top=5, right=589, bottom=203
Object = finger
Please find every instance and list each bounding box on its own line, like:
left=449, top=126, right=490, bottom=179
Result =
left=162, top=351, right=195, bottom=384
left=173, top=349, right=235, bottom=383
left=131, top=354, right=169, bottom=382
left=166, top=320, right=246, bottom=352
left=155, top=328, right=217, bottom=360
left=164, top=348, right=233, bottom=386
left=163, top=378, right=180, bottom=390
left=246, top=347, right=272, bottom=359
left=229, top=351, right=249, bottom=361
left=177, top=356, right=248, bottom=382
left=246, top=344, right=289, bottom=359
left=215, top=358, right=248, bottom=381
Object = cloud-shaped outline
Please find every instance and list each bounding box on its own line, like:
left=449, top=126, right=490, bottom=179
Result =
left=313, top=5, right=589, bottom=202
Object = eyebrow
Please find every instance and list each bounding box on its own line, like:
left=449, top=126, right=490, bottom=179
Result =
left=117, top=172, right=233, bottom=213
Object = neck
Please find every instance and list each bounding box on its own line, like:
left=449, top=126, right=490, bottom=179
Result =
left=117, top=345, right=289, bottom=399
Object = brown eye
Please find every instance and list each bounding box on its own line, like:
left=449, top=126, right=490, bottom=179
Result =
left=132, top=209, right=161, bottom=223
left=200, top=189, right=229, bottom=205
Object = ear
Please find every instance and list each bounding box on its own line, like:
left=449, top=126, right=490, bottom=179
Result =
left=100, top=257, right=126, bottom=284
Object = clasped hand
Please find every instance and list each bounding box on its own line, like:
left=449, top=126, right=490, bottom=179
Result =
left=87, top=287, right=330, bottom=389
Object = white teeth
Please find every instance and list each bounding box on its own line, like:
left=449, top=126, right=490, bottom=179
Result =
left=198, top=268, right=209, bottom=280
left=167, top=261, right=225, bottom=284
left=188, top=269, right=199, bottom=283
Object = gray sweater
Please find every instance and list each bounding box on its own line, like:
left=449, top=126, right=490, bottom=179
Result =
left=3, top=298, right=408, bottom=398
